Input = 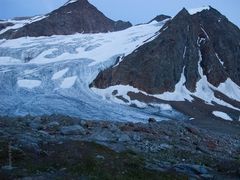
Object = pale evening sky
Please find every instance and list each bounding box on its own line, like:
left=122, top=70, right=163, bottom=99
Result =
left=0, top=0, right=239, bottom=27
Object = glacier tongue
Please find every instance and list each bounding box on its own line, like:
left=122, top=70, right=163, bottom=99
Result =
left=0, top=21, right=185, bottom=122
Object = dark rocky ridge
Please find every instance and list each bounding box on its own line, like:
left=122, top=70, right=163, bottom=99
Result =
left=92, top=7, right=240, bottom=94
left=12, top=16, right=33, bottom=21
left=0, top=22, right=14, bottom=31
left=0, top=0, right=132, bottom=39
left=149, top=14, right=171, bottom=23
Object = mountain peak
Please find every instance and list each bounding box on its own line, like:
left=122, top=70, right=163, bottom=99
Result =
left=64, top=0, right=90, bottom=6
left=0, top=0, right=132, bottom=39
left=92, top=5, right=240, bottom=95
left=149, top=14, right=171, bottom=23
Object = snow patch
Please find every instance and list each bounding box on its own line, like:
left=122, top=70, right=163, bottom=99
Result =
left=17, top=79, right=41, bottom=89
left=212, top=111, right=233, bottom=121
left=215, top=53, right=224, bottom=66
left=201, top=27, right=210, bottom=40
left=155, top=67, right=193, bottom=101
left=64, top=0, right=78, bottom=6
left=0, top=15, right=48, bottom=35
left=188, top=6, right=210, bottom=15
left=217, top=78, right=240, bottom=102
left=150, top=103, right=173, bottom=111
left=183, top=46, right=187, bottom=59
left=60, top=76, right=77, bottom=89
left=91, top=85, right=148, bottom=108
left=52, top=68, right=69, bottom=80
left=92, top=50, right=240, bottom=111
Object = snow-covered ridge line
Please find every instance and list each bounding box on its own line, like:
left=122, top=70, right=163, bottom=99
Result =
left=0, top=15, right=48, bottom=35
left=64, top=0, right=78, bottom=6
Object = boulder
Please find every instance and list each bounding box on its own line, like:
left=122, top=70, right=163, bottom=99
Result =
left=60, top=125, right=85, bottom=135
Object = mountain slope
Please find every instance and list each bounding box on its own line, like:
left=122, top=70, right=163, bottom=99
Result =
left=92, top=7, right=240, bottom=93
left=0, top=0, right=131, bottom=39
left=91, top=7, right=240, bottom=120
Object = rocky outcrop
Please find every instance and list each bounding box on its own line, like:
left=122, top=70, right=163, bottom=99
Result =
left=92, top=7, right=240, bottom=94
left=0, top=22, right=14, bottom=31
left=0, top=0, right=132, bottom=39
left=148, top=14, right=171, bottom=23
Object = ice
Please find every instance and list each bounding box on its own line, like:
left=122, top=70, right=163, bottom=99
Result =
left=188, top=6, right=210, bottom=15
left=0, top=57, right=21, bottom=65
left=150, top=103, right=173, bottom=111
left=52, top=68, right=69, bottom=80
left=17, top=79, right=41, bottom=89
left=212, top=111, right=233, bottom=121
left=0, top=21, right=163, bottom=66
left=60, top=76, right=77, bottom=89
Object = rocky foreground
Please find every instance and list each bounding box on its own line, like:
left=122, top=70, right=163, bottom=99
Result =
left=0, top=115, right=240, bottom=179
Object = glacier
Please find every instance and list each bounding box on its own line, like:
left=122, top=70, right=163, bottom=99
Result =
left=0, top=20, right=185, bottom=122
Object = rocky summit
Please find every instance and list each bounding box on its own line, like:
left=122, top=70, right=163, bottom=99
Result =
left=0, top=0, right=132, bottom=39
left=92, top=7, right=240, bottom=94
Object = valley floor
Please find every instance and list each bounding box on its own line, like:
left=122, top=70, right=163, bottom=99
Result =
left=0, top=115, right=240, bottom=179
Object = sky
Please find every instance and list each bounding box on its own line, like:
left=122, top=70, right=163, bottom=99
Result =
left=0, top=0, right=239, bottom=27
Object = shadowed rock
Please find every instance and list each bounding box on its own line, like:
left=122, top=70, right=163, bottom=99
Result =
left=0, top=22, right=14, bottom=31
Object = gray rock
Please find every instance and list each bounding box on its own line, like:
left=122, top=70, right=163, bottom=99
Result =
left=118, top=134, right=131, bottom=142
left=148, top=118, right=157, bottom=123
left=132, top=134, right=141, bottom=142
left=96, top=155, right=105, bottom=160
left=174, top=164, right=209, bottom=175
left=90, top=130, right=115, bottom=142
left=18, top=134, right=40, bottom=152
left=29, top=117, right=42, bottom=129
left=60, top=125, right=85, bottom=135
left=46, top=121, right=60, bottom=132
left=159, top=143, right=173, bottom=150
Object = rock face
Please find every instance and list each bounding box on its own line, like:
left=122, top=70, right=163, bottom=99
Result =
left=91, top=7, right=240, bottom=94
left=0, top=0, right=132, bottom=39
